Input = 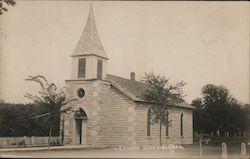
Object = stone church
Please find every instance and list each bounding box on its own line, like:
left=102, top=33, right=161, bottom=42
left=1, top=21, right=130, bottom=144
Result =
left=61, top=7, right=194, bottom=147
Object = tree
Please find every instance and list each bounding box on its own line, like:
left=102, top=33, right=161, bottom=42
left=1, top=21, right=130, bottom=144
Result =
left=142, top=72, right=186, bottom=146
left=0, top=102, right=55, bottom=137
left=191, top=98, right=204, bottom=134
left=25, top=75, right=76, bottom=147
left=243, top=104, right=250, bottom=137
left=0, top=0, right=16, bottom=15
left=191, top=84, right=247, bottom=136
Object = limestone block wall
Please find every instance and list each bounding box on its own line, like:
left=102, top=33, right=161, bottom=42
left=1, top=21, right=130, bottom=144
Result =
left=96, top=83, right=193, bottom=146
left=62, top=80, right=103, bottom=146
left=62, top=80, right=136, bottom=147
left=96, top=84, right=137, bottom=147
left=134, top=103, right=193, bottom=146
left=62, top=80, right=193, bottom=147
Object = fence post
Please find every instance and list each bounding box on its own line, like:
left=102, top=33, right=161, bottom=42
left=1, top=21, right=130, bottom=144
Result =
left=199, top=138, right=202, bottom=157
left=241, top=142, right=246, bottom=157
left=31, top=136, right=35, bottom=145
left=3, top=138, right=6, bottom=146
left=23, top=136, right=27, bottom=146
left=10, top=137, right=13, bottom=146
left=222, top=142, right=228, bottom=159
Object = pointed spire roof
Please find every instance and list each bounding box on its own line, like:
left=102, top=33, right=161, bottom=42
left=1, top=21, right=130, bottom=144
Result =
left=72, top=6, right=108, bottom=59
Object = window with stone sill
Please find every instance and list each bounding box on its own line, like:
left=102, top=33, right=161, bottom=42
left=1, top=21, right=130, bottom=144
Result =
left=180, top=113, right=183, bottom=137
left=166, top=111, right=169, bottom=137
left=147, top=108, right=153, bottom=137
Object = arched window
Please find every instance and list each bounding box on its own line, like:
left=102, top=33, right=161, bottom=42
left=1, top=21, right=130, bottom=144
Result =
left=74, top=108, right=87, bottom=120
left=147, top=108, right=152, bottom=136
left=180, top=113, right=183, bottom=136
left=166, top=111, right=169, bottom=137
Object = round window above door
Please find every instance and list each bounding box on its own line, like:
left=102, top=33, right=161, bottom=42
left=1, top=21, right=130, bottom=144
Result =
left=77, top=88, right=85, bottom=98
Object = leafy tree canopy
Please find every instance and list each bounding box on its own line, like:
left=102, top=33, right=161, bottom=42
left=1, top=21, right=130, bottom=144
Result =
left=192, top=84, right=248, bottom=136
left=0, top=75, right=75, bottom=138
left=0, top=102, right=59, bottom=136
left=142, top=72, right=186, bottom=145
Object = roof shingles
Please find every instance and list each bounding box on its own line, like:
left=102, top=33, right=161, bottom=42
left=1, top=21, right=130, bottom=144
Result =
left=72, top=7, right=108, bottom=59
left=106, top=74, right=194, bottom=109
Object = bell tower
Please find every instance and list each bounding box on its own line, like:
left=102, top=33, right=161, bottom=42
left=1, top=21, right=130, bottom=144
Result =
left=63, top=6, right=109, bottom=145
left=71, top=6, right=108, bottom=80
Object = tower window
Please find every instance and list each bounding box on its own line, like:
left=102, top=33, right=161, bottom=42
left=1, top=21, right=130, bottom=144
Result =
left=97, top=59, right=103, bottom=79
left=78, top=58, right=86, bottom=78
left=180, top=113, right=183, bottom=137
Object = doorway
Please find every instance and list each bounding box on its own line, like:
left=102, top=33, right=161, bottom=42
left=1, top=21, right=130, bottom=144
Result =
left=74, top=108, right=87, bottom=144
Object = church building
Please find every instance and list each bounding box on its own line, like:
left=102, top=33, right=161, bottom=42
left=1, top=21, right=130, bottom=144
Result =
left=61, top=7, right=194, bottom=147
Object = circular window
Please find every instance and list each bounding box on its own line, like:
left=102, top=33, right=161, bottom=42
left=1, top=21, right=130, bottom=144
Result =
left=77, top=88, right=85, bottom=98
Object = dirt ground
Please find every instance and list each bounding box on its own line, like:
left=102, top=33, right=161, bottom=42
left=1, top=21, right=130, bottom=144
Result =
left=0, top=145, right=249, bottom=158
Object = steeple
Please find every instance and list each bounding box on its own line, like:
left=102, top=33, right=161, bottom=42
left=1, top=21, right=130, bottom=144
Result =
left=72, top=6, right=108, bottom=60
left=70, top=6, right=108, bottom=80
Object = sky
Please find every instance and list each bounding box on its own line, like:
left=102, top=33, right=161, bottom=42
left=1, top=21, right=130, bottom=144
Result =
left=0, top=1, right=249, bottom=104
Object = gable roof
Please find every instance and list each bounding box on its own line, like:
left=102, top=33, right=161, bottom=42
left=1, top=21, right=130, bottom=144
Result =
left=106, top=74, right=194, bottom=109
left=72, top=7, right=108, bottom=59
